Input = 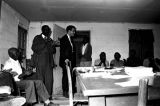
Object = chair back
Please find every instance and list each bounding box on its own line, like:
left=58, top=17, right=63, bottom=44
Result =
left=65, top=59, right=73, bottom=106
left=138, top=78, right=148, bottom=106
left=138, top=75, right=160, bottom=106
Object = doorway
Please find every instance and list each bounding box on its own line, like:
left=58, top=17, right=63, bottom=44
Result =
left=128, top=29, right=154, bottom=64
left=18, top=26, right=28, bottom=67
left=73, top=31, right=90, bottom=66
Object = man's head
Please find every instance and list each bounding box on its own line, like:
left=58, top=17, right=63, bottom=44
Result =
left=41, top=25, right=52, bottom=37
left=82, top=37, right=89, bottom=44
left=114, top=52, right=121, bottom=61
left=100, top=52, right=106, bottom=62
left=66, top=25, right=76, bottom=37
left=8, top=47, right=19, bottom=61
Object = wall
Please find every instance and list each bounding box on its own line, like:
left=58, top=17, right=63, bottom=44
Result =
left=27, top=22, right=160, bottom=63
left=0, top=1, right=29, bottom=65
left=27, top=21, right=160, bottom=95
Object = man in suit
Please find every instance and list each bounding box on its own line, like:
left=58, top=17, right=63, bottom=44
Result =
left=59, top=25, right=76, bottom=98
left=79, top=37, right=92, bottom=67
left=31, top=25, right=56, bottom=97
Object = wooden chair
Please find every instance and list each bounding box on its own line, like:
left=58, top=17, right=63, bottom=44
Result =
left=138, top=76, right=160, bottom=106
left=65, top=59, right=88, bottom=106
left=53, top=59, right=88, bottom=106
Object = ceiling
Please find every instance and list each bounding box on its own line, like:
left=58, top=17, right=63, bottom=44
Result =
left=4, top=0, right=160, bottom=23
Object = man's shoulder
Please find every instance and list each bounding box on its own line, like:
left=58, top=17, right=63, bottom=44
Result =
left=60, top=34, right=67, bottom=40
left=34, top=34, right=42, bottom=39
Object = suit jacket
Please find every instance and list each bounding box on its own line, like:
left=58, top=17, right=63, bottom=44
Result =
left=59, top=34, right=76, bottom=68
left=80, top=43, right=92, bottom=61
left=31, top=34, right=56, bottom=68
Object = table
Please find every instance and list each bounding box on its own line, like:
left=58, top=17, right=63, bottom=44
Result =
left=75, top=68, right=139, bottom=106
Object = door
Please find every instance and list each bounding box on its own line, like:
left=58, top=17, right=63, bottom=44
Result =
left=73, top=31, right=90, bottom=66
left=18, top=26, right=27, bottom=67
left=129, top=29, right=154, bottom=64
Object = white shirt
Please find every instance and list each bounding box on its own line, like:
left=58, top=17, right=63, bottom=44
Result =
left=67, top=34, right=73, bottom=48
left=42, top=34, right=47, bottom=39
left=3, top=57, right=22, bottom=81
left=82, top=43, right=88, bottom=55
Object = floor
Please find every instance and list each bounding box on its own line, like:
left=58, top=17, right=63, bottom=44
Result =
left=33, top=94, right=69, bottom=106
left=33, top=94, right=88, bottom=106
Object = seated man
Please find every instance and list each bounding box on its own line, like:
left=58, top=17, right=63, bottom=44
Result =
left=0, top=71, right=26, bottom=106
left=110, top=52, right=124, bottom=68
left=94, top=52, right=109, bottom=67
left=3, top=47, right=55, bottom=106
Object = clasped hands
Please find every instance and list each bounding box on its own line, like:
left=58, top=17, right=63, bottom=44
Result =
left=45, top=37, right=60, bottom=46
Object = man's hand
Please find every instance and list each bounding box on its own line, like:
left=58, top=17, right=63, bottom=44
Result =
left=10, top=71, right=18, bottom=77
left=2, top=68, right=12, bottom=73
left=52, top=40, right=60, bottom=46
left=25, top=71, right=32, bottom=75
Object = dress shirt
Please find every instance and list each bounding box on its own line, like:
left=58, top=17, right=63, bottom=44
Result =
left=3, top=58, right=22, bottom=81
left=82, top=43, right=88, bottom=55
left=67, top=34, right=73, bottom=47
left=42, top=34, right=46, bottom=39
left=67, top=34, right=73, bottom=51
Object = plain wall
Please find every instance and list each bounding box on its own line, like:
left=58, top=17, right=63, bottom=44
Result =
left=0, top=1, right=29, bottom=65
left=27, top=22, right=160, bottom=63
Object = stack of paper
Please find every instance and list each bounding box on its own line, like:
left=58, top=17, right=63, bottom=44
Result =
left=124, top=66, right=154, bottom=78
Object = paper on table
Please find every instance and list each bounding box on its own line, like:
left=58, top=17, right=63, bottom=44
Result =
left=81, top=72, right=130, bottom=79
left=115, top=78, right=139, bottom=87
left=124, top=66, right=154, bottom=77
left=104, top=75, right=130, bottom=79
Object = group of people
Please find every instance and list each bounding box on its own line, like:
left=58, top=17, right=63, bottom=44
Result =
left=94, top=52, right=124, bottom=68
left=94, top=50, right=160, bottom=73
left=0, top=24, right=79, bottom=106
left=1, top=24, right=160, bottom=106
left=0, top=25, right=60, bottom=106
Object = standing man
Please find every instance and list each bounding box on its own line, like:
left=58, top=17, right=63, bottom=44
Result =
left=79, top=37, right=92, bottom=67
left=59, top=25, right=76, bottom=98
left=31, top=25, right=56, bottom=97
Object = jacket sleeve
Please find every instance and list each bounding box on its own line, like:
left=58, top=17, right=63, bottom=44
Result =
left=31, top=35, right=46, bottom=54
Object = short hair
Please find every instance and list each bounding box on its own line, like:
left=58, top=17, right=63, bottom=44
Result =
left=41, top=25, right=50, bottom=32
left=114, top=52, right=121, bottom=58
left=66, top=25, right=76, bottom=33
left=8, top=47, right=18, bottom=59
left=100, top=52, right=106, bottom=57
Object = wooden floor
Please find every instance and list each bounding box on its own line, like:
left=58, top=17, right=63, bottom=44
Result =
left=33, top=95, right=88, bottom=106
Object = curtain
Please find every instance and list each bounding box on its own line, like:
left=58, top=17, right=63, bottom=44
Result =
left=129, top=29, right=154, bottom=63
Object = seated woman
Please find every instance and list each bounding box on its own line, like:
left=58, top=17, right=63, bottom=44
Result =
left=110, top=52, right=124, bottom=68
left=94, top=52, right=109, bottom=67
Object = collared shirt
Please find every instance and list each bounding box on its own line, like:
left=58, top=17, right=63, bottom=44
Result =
left=82, top=43, right=88, bottom=55
left=3, top=58, right=22, bottom=81
left=42, top=34, right=47, bottom=39
left=67, top=34, right=73, bottom=50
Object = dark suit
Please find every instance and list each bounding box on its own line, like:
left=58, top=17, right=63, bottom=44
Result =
left=59, top=34, right=76, bottom=94
left=31, top=34, right=56, bottom=95
left=80, top=43, right=92, bottom=66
